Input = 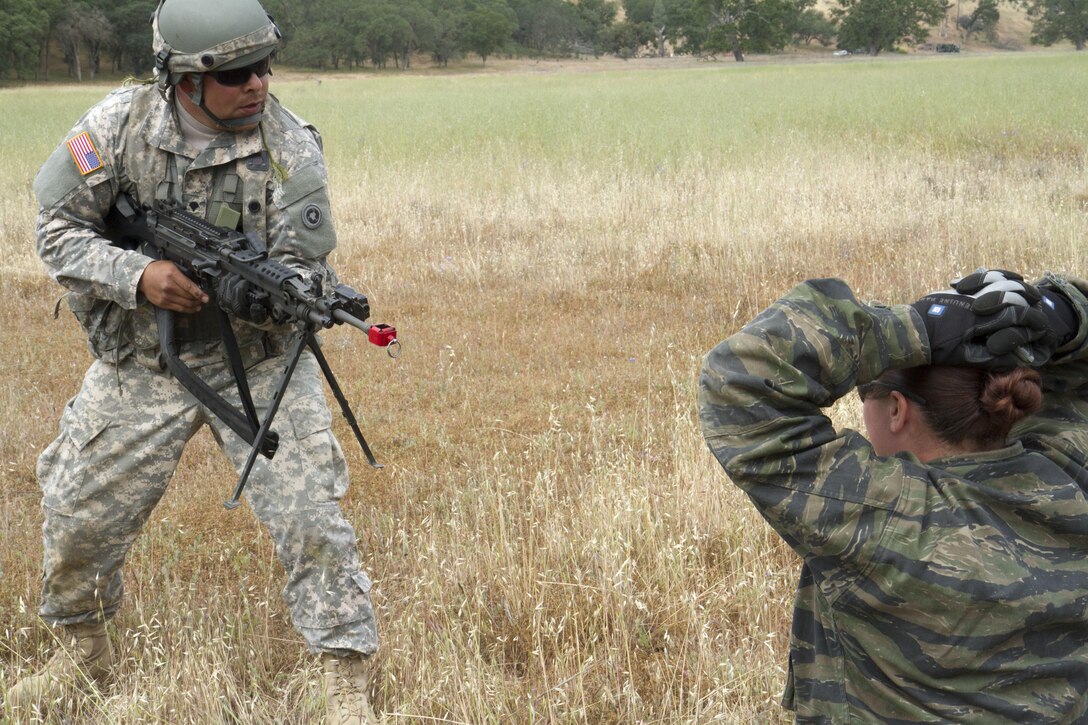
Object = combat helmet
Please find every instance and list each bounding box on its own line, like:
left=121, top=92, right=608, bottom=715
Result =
left=151, top=0, right=281, bottom=128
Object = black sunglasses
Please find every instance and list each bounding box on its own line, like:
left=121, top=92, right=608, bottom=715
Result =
left=209, top=56, right=273, bottom=87
left=856, top=380, right=927, bottom=406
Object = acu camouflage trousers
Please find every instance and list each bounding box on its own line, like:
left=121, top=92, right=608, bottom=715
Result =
left=35, top=342, right=379, bottom=656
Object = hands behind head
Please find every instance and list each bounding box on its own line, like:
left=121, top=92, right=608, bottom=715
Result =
left=912, top=269, right=1057, bottom=368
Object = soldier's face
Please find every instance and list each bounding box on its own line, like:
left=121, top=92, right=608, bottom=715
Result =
left=201, top=70, right=269, bottom=132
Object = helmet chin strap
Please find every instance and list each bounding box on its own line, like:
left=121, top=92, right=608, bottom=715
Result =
left=186, top=74, right=264, bottom=131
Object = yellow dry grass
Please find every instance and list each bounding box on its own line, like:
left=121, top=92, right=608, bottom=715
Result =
left=1, top=50, right=1087, bottom=722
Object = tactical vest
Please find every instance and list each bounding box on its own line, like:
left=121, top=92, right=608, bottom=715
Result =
left=124, top=87, right=273, bottom=346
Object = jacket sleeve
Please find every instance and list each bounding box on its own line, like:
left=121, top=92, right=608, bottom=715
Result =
left=33, top=89, right=150, bottom=309
left=698, top=278, right=930, bottom=600
left=1035, top=275, right=1088, bottom=389
left=264, top=106, right=339, bottom=282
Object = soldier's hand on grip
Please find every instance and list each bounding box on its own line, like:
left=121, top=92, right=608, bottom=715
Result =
left=139, top=260, right=209, bottom=313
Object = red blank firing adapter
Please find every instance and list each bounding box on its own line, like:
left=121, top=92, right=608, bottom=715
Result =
left=368, top=324, right=397, bottom=347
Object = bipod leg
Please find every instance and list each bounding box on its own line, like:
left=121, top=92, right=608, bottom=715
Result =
left=307, top=337, right=382, bottom=469
left=218, top=305, right=261, bottom=434
left=224, top=329, right=309, bottom=510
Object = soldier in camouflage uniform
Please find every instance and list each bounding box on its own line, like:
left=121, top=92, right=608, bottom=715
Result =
left=7, top=1, right=379, bottom=722
left=699, top=269, right=1088, bottom=723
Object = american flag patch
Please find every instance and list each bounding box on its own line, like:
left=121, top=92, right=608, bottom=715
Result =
left=66, top=131, right=104, bottom=175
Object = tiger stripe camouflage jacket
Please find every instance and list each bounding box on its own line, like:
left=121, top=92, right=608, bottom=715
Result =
left=699, top=275, right=1088, bottom=723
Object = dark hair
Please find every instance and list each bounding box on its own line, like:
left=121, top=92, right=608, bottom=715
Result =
left=878, top=366, right=1042, bottom=450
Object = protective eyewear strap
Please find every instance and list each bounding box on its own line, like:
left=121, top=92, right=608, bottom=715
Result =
left=857, top=380, right=927, bottom=405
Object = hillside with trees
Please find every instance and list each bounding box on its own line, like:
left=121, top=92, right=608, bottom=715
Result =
left=0, top=0, right=1078, bottom=81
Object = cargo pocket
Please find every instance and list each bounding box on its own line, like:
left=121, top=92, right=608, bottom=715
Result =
left=38, top=399, right=112, bottom=516
left=286, top=392, right=349, bottom=503
left=66, top=294, right=126, bottom=359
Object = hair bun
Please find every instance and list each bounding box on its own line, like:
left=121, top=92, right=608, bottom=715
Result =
left=981, top=369, right=1042, bottom=429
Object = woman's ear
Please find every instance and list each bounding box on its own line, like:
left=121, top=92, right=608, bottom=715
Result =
left=887, top=391, right=911, bottom=434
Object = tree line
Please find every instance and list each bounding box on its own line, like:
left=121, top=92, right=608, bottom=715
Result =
left=1, top=0, right=1086, bottom=80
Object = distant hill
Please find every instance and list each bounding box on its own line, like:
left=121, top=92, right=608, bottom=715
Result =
left=812, top=0, right=1047, bottom=52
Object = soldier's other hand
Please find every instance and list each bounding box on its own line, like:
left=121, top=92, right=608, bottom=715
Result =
left=949, top=268, right=1043, bottom=312
left=216, top=274, right=269, bottom=324
left=952, top=267, right=1078, bottom=353
left=912, top=271, right=1053, bottom=368
left=138, top=260, right=208, bottom=313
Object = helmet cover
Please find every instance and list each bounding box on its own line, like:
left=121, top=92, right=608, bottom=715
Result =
left=151, top=0, right=280, bottom=89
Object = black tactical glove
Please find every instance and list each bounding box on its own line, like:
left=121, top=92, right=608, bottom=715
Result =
left=952, top=268, right=1078, bottom=352
left=912, top=270, right=1051, bottom=368
left=949, top=268, right=1042, bottom=309
left=1040, top=288, right=1079, bottom=350
left=216, top=274, right=270, bottom=325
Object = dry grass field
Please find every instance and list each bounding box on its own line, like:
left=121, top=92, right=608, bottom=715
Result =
left=1, top=50, right=1088, bottom=722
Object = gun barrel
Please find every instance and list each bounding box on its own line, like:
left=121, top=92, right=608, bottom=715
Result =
left=333, top=308, right=371, bottom=332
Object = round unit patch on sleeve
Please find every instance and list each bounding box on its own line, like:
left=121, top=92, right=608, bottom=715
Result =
left=303, top=203, right=323, bottom=229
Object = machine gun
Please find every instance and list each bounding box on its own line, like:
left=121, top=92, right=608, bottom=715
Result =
left=106, top=194, right=399, bottom=509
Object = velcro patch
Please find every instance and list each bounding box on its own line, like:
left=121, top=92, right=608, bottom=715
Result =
left=66, top=132, right=104, bottom=176
left=303, top=203, right=323, bottom=229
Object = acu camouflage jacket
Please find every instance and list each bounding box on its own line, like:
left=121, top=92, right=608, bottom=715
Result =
left=34, top=83, right=340, bottom=369
left=699, top=275, right=1088, bottom=723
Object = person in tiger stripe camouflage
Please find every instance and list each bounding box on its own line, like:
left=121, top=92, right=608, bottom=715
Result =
left=699, top=268, right=1088, bottom=723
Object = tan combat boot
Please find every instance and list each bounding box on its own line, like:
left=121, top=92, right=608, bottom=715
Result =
left=6, top=621, right=114, bottom=715
left=322, top=653, right=379, bottom=724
